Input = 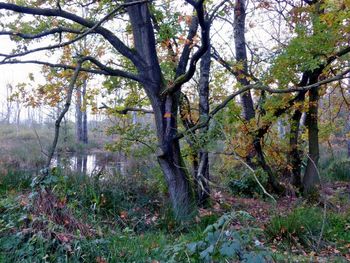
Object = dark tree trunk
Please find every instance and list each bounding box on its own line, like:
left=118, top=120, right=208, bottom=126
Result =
left=234, top=0, right=257, bottom=169
left=302, top=0, right=324, bottom=195
left=288, top=91, right=306, bottom=190
left=288, top=108, right=303, bottom=189
left=153, top=94, right=194, bottom=220
left=303, top=85, right=320, bottom=193
left=127, top=2, right=195, bottom=220
left=234, top=0, right=255, bottom=121
left=197, top=45, right=211, bottom=206
left=253, top=137, right=284, bottom=194
left=234, top=0, right=283, bottom=193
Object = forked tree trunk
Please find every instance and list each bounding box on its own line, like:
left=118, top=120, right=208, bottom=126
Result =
left=126, top=1, right=202, bottom=220
left=152, top=94, right=194, bottom=220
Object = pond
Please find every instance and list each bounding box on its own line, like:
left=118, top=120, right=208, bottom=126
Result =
left=53, top=152, right=127, bottom=176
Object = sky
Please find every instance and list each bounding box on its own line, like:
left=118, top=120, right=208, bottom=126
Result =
left=0, top=36, right=42, bottom=89
left=0, top=0, right=286, bottom=123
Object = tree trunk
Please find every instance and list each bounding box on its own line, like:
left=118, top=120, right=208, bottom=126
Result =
left=234, top=0, right=256, bottom=168
left=76, top=86, right=83, bottom=143
left=82, top=80, right=88, bottom=144
left=197, top=45, right=211, bottom=206
left=126, top=1, right=195, bottom=220
left=287, top=90, right=306, bottom=190
left=76, top=80, right=88, bottom=144
left=253, top=137, right=284, bottom=194
left=153, top=95, right=194, bottom=220
left=288, top=108, right=303, bottom=189
left=303, top=85, right=320, bottom=193
left=234, top=0, right=255, bottom=122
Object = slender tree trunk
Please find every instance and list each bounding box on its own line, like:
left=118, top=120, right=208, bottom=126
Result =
left=234, top=0, right=283, bottom=193
left=76, top=80, right=88, bottom=144
left=233, top=21, right=284, bottom=192
left=76, top=86, right=83, bottom=143
left=197, top=45, right=211, bottom=206
left=253, top=137, right=284, bottom=194
left=234, top=0, right=255, bottom=122
left=82, top=80, right=88, bottom=144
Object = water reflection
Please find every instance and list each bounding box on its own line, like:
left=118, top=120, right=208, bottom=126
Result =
left=54, top=152, right=126, bottom=176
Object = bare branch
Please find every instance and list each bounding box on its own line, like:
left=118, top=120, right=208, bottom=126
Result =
left=0, top=58, right=141, bottom=81
left=177, top=67, right=350, bottom=139
left=99, top=103, right=153, bottom=114
left=0, top=27, right=83, bottom=40
left=209, top=0, right=230, bottom=22
left=161, top=0, right=210, bottom=96
left=0, top=0, right=148, bottom=67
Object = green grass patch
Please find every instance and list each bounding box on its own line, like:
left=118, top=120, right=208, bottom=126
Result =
left=265, top=206, right=350, bottom=252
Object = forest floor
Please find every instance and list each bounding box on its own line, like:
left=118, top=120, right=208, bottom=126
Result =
left=199, top=181, right=350, bottom=262
left=0, top=167, right=349, bottom=262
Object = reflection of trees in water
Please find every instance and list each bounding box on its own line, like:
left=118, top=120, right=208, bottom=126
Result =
left=73, top=152, right=126, bottom=176
left=54, top=151, right=155, bottom=177
left=76, top=154, right=87, bottom=174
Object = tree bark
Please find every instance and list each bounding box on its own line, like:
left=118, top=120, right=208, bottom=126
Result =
left=234, top=0, right=255, bottom=121
left=76, top=85, right=83, bottom=142
left=288, top=107, right=303, bottom=189
left=197, top=45, right=211, bottom=206
left=82, top=80, right=88, bottom=143
left=153, top=94, right=194, bottom=220
left=76, top=80, right=88, bottom=144
left=303, top=85, right=320, bottom=193
left=127, top=2, right=195, bottom=220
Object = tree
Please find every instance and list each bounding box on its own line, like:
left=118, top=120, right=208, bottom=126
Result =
left=0, top=0, right=213, bottom=220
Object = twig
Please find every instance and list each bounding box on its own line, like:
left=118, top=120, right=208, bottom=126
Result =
left=32, top=125, right=48, bottom=158
left=209, top=118, right=276, bottom=203
left=238, top=159, right=277, bottom=203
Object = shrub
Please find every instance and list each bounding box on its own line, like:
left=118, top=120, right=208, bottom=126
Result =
left=325, top=158, right=350, bottom=182
left=161, top=211, right=271, bottom=262
left=228, top=168, right=269, bottom=198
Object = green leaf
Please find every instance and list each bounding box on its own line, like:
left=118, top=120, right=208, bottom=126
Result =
left=199, top=244, right=214, bottom=261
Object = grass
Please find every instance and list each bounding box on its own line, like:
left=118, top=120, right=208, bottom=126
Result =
left=0, top=170, right=32, bottom=195
left=0, top=123, right=109, bottom=171
left=0, top=135, right=349, bottom=262
left=0, top=167, right=272, bottom=263
left=0, top=185, right=204, bottom=263
left=265, top=206, right=350, bottom=253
